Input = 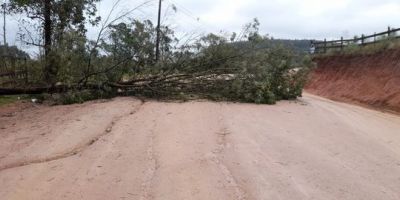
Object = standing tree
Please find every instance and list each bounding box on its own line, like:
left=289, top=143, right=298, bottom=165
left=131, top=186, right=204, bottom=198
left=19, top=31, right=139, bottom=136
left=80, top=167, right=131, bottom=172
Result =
left=9, top=0, right=101, bottom=85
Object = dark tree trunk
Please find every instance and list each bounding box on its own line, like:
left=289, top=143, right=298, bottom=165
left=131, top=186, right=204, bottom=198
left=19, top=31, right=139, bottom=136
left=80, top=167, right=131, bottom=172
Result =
left=43, top=0, right=54, bottom=85
left=0, top=87, right=54, bottom=95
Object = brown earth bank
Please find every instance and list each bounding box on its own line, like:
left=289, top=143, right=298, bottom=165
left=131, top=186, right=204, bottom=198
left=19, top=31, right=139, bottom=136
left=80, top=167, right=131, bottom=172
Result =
left=306, top=48, right=400, bottom=113
left=1, top=95, right=400, bottom=200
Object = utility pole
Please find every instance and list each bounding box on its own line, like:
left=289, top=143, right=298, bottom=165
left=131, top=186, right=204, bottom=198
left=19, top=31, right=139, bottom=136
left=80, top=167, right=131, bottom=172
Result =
left=155, top=0, right=162, bottom=62
left=1, top=2, right=6, bottom=46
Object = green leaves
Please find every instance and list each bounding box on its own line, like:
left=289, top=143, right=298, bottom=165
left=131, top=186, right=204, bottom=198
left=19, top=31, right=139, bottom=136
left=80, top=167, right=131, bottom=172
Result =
left=5, top=12, right=312, bottom=105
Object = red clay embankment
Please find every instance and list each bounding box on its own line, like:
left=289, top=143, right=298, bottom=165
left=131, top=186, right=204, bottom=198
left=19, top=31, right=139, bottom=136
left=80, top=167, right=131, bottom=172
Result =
left=306, top=49, right=400, bottom=113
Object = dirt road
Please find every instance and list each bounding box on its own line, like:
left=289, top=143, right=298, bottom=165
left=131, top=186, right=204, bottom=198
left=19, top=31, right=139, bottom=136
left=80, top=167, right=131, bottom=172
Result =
left=1, top=94, right=400, bottom=200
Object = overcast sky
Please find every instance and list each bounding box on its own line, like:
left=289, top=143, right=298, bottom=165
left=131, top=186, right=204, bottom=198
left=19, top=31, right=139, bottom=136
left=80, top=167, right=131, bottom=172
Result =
left=2, top=0, right=400, bottom=48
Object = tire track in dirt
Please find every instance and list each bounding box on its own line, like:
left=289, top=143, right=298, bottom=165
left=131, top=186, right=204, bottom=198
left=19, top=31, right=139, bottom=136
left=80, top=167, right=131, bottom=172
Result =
left=140, top=122, right=158, bottom=200
left=211, top=113, right=247, bottom=200
left=0, top=101, right=145, bottom=172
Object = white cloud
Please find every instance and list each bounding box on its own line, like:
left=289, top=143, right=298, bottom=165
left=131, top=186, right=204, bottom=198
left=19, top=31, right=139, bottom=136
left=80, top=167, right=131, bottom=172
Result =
left=2, top=0, right=400, bottom=50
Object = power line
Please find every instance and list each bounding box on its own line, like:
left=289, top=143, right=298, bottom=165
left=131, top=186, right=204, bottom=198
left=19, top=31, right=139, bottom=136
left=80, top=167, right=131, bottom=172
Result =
left=164, top=0, right=201, bottom=25
left=167, top=0, right=201, bottom=24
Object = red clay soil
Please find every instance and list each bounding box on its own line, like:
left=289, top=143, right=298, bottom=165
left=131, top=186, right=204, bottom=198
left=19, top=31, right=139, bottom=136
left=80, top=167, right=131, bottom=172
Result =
left=306, top=48, right=400, bottom=113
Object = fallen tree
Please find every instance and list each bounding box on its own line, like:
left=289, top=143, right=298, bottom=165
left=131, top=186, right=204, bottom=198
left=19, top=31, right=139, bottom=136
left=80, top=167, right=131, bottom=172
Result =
left=0, top=18, right=313, bottom=104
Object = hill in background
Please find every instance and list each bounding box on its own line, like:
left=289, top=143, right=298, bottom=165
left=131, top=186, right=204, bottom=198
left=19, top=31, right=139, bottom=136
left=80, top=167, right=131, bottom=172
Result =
left=234, top=39, right=312, bottom=54
left=271, top=39, right=312, bottom=53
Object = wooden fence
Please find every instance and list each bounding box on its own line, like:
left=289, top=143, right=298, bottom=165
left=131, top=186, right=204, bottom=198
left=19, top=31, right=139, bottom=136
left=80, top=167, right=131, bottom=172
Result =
left=313, top=27, right=400, bottom=54
left=0, top=55, right=29, bottom=87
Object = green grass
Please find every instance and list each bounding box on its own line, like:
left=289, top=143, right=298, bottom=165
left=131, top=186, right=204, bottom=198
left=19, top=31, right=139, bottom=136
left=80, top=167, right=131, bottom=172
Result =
left=0, top=95, right=21, bottom=106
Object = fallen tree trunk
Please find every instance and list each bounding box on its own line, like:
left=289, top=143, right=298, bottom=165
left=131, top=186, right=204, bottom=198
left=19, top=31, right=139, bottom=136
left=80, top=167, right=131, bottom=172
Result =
left=0, top=86, right=66, bottom=95
left=0, top=73, right=232, bottom=96
left=0, top=84, right=108, bottom=95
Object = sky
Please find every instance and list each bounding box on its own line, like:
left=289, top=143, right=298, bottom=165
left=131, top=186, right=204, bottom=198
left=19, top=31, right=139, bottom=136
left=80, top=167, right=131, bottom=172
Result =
left=1, top=0, right=400, bottom=48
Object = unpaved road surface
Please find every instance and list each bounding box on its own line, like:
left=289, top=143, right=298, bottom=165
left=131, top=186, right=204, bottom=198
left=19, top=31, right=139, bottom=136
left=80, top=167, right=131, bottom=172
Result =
left=1, top=94, right=400, bottom=200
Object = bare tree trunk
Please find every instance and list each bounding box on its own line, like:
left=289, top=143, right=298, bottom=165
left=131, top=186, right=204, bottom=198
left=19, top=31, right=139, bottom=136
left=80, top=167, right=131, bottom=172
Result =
left=43, top=0, right=54, bottom=85
left=2, top=3, right=7, bottom=46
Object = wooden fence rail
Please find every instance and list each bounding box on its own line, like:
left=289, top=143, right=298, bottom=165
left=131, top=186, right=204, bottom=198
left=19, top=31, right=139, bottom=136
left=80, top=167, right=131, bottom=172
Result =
left=0, top=55, right=29, bottom=87
left=312, top=26, right=400, bottom=54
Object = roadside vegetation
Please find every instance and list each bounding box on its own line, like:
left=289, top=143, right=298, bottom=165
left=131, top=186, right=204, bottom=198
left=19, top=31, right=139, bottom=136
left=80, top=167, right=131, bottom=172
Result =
left=0, top=96, right=19, bottom=106
left=1, top=1, right=313, bottom=105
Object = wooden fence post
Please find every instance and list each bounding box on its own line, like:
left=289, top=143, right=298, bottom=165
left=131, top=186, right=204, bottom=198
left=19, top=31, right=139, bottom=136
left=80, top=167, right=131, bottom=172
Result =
left=341, top=37, right=344, bottom=50
left=361, top=34, right=365, bottom=45
left=24, top=58, right=28, bottom=84
left=11, top=56, right=15, bottom=80
left=314, top=27, right=398, bottom=54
